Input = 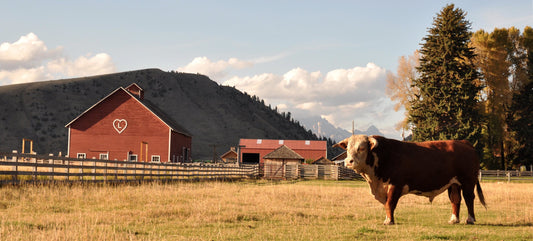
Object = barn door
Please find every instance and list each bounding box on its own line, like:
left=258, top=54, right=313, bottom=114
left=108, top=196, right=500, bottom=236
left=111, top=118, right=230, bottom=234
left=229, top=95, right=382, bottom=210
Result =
left=140, top=141, right=148, bottom=162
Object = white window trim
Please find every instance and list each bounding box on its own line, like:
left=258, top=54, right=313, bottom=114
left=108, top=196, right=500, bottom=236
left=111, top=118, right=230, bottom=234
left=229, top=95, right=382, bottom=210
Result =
left=151, top=155, right=161, bottom=162
left=77, top=153, right=86, bottom=159
left=129, top=154, right=138, bottom=162
left=99, top=153, right=109, bottom=160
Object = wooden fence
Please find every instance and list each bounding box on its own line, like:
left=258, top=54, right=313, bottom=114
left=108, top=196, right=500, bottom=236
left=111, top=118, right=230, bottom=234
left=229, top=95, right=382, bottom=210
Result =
left=260, top=163, right=362, bottom=180
left=479, top=169, right=533, bottom=182
left=0, top=151, right=259, bottom=185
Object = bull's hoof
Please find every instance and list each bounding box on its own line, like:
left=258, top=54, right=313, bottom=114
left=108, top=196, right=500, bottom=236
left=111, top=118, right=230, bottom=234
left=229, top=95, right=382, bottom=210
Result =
left=448, top=219, right=460, bottom=224
left=448, top=214, right=460, bottom=224
left=383, top=217, right=395, bottom=225
left=465, top=215, right=476, bottom=225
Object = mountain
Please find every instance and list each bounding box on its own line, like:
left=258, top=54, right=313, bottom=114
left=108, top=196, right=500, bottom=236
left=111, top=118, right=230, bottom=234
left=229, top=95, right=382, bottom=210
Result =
left=298, top=116, right=384, bottom=142
left=0, top=69, right=325, bottom=159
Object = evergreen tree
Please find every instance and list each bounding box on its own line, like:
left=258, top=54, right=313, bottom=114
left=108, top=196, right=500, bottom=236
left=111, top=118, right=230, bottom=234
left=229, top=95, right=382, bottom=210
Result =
left=507, top=81, right=533, bottom=166
left=409, top=4, right=482, bottom=145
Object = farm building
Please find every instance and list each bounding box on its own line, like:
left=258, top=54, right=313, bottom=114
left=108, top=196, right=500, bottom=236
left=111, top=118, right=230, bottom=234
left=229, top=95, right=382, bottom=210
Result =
left=220, top=147, right=238, bottom=163
left=332, top=151, right=347, bottom=166
left=311, top=157, right=334, bottom=165
left=263, top=145, right=304, bottom=179
left=238, top=139, right=326, bottom=164
left=65, top=83, right=192, bottom=163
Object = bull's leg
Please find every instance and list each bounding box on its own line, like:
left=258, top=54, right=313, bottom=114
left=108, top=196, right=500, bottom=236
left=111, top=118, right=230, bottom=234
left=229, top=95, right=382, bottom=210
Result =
left=384, top=185, right=403, bottom=225
left=462, top=183, right=476, bottom=224
left=447, top=183, right=462, bottom=224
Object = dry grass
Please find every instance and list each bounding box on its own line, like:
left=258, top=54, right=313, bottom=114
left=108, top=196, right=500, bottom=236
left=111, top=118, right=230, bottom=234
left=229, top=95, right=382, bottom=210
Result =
left=0, top=180, right=532, bottom=240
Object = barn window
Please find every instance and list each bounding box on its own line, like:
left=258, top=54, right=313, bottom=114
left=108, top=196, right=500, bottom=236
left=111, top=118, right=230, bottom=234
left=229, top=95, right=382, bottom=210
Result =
left=279, top=140, right=284, bottom=144
left=257, top=139, right=262, bottom=144
left=129, top=154, right=138, bottom=162
left=151, top=155, right=160, bottom=162
left=305, top=140, right=310, bottom=145
left=99, top=153, right=108, bottom=160
left=77, top=153, right=86, bottom=159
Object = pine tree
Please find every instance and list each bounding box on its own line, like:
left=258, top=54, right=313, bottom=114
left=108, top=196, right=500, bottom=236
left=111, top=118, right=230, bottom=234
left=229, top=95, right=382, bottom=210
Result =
left=409, top=4, right=482, bottom=144
left=507, top=81, right=533, bottom=166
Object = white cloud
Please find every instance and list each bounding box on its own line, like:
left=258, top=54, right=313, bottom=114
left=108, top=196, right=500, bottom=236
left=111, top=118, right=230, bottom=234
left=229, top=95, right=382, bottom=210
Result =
left=0, top=33, right=116, bottom=85
left=47, top=53, right=115, bottom=77
left=177, top=56, right=253, bottom=81
left=0, top=33, right=62, bottom=70
left=179, top=56, right=401, bottom=139
left=0, top=67, right=51, bottom=85
left=221, top=61, right=390, bottom=133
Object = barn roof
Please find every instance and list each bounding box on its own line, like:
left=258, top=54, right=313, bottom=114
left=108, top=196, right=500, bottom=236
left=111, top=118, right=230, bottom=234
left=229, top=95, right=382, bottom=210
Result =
left=65, top=84, right=192, bottom=137
left=220, top=148, right=237, bottom=158
left=263, top=145, right=304, bottom=160
left=239, top=139, right=326, bottom=150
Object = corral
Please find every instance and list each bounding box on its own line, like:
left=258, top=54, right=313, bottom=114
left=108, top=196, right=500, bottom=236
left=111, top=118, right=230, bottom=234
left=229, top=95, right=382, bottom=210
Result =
left=0, top=180, right=532, bottom=240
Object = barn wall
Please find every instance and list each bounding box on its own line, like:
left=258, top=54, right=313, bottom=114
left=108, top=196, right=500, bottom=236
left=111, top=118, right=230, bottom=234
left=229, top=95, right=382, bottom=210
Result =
left=240, top=147, right=326, bottom=164
left=68, top=90, right=172, bottom=162
left=170, top=131, right=192, bottom=162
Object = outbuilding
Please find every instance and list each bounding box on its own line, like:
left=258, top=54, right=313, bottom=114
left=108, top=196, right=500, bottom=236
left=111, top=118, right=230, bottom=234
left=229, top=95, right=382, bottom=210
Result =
left=65, top=83, right=192, bottom=162
left=262, top=145, right=304, bottom=179
left=238, top=139, right=326, bottom=164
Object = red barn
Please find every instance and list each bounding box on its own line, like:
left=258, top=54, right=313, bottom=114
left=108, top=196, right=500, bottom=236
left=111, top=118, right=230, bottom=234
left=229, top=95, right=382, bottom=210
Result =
left=65, top=83, right=192, bottom=163
left=239, top=139, right=326, bottom=164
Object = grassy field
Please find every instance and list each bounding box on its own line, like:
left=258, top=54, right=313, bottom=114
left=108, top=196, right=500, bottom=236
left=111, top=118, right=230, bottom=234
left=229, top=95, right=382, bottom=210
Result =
left=0, top=180, right=532, bottom=240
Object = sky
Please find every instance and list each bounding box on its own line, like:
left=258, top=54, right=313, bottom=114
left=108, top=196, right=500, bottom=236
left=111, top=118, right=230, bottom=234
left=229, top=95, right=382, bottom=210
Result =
left=1, top=0, right=532, bottom=140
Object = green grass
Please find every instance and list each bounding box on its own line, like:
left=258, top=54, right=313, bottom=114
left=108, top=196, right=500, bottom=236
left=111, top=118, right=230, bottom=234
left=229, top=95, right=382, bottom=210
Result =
left=0, top=180, right=532, bottom=240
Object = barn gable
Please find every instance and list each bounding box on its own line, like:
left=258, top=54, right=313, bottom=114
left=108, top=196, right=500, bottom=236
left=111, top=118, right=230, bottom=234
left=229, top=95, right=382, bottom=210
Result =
left=65, top=83, right=192, bottom=162
left=65, top=86, right=191, bottom=137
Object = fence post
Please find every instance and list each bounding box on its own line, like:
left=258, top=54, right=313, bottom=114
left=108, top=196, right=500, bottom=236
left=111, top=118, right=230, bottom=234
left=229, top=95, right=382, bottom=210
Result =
left=92, top=157, right=96, bottom=181
left=104, top=160, right=108, bottom=183
left=507, top=172, right=511, bottom=183
left=11, top=150, right=18, bottom=183
left=79, top=159, right=84, bottom=181
left=66, top=158, right=70, bottom=181
left=32, top=153, right=37, bottom=181
left=49, top=154, right=54, bottom=181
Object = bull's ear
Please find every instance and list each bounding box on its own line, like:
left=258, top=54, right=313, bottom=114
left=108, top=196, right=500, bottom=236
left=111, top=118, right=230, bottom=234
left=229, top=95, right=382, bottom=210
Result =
left=369, top=136, right=378, bottom=150
left=332, top=139, right=348, bottom=150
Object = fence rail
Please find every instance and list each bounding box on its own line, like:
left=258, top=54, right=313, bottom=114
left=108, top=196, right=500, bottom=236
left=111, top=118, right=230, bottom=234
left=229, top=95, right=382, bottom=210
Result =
left=0, top=151, right=259, bottom=185
left=479, top=169, right=533, bottom=182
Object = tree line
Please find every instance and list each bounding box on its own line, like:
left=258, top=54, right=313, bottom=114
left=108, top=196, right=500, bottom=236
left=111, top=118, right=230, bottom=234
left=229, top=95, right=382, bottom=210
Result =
left=386, top=4, right=533, bottom=169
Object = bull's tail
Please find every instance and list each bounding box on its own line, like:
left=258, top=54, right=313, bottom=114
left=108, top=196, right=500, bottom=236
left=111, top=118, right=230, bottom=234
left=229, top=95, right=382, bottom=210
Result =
left=476, top=180, right=487, bottom=209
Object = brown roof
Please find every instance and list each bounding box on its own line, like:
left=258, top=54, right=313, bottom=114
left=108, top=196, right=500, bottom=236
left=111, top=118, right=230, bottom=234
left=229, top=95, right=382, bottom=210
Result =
left=311, top=157, right=334, bottom=165
left=263, top=145, right=304, bottom=160
left=220, top=149, right=237, bottom=158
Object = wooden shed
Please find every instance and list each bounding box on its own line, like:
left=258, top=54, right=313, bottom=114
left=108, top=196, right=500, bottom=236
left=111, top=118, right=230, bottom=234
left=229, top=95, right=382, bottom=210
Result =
left=331, top=151, right=347, bottom=166
left=65, top=83, right=192, bottom=163
left=311, top=157, right=334, bottom=165
left=220, top=147, right=238, bottom=163
left=262, top=145, right=304, bottom=179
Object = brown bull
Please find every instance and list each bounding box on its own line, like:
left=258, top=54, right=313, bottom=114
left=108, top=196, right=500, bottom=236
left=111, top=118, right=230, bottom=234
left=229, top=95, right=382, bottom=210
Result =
left=334, top=135, right=486, bottom=225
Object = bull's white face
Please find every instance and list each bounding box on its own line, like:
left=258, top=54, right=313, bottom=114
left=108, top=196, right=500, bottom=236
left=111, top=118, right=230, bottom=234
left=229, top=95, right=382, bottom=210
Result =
left=334, top=135, right=377, bottom=172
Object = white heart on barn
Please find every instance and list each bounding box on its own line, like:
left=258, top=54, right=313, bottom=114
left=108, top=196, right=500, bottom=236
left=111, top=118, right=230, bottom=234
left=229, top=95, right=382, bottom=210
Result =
left=113, top=119, right=128, bottom=134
